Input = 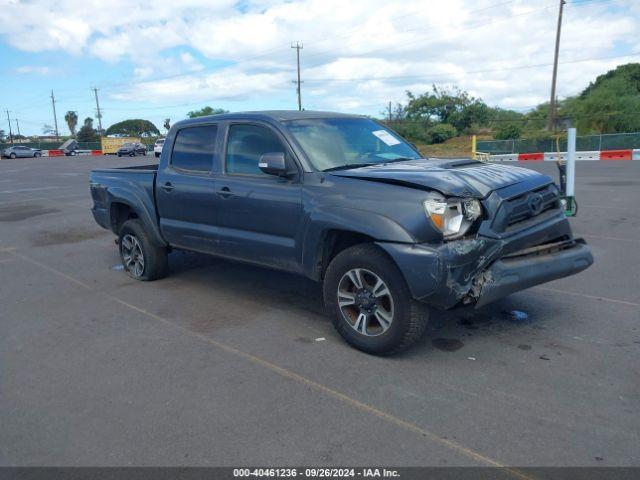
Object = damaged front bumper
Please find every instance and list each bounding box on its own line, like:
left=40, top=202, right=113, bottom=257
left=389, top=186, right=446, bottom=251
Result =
left=471, top=238, right=592, bottom=308
left=377, top=212, right=593, bottom=309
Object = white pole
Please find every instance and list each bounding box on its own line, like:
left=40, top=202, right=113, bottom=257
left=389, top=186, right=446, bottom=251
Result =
left=566, top=127, right=576, bottom=197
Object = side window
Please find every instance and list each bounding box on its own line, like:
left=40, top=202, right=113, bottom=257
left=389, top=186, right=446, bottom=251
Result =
left=171, top=125, right=218, bottom=173
left=225, top=124, right=286, bottom=175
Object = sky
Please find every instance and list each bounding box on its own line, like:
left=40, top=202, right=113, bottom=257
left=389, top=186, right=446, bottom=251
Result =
left=0, top=0, right=638, bottom=136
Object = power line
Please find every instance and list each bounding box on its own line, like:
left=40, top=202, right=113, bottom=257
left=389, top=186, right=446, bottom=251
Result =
left=6, top=110, right=14, bottom=144
left=302, top=51, right=640, bottom=84
left=92, top=87, right=103, bottom=135
left=50, top=90, right=60, bottom=140
left=548, top=0, right=566, bottom=131
left=291, top=42, right=303, bottom=111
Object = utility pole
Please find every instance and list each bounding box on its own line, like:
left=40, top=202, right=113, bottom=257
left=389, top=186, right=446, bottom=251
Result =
left=92, top=87, right=103, bottom=136
left=547, top=0, right=565, bottom=131
left=6, top=110, right=14, bottom=144
left=50, top=90, right=60, bottom=140
left=14, top=118, right=21, bottom=137
left=291, top=42, right=303, bottom=111
left=387, top=101, right=393, bottom=122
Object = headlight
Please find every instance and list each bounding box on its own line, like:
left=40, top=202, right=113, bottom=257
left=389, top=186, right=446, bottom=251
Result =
left=423, top=192, right=482, bottom=239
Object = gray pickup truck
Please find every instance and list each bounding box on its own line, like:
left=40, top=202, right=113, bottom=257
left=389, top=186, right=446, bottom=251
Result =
left=90, top=111, right=593, bottom=355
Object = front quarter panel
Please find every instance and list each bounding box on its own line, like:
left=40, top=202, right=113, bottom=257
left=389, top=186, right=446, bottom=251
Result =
left=300, top=173, right=444, bottom=278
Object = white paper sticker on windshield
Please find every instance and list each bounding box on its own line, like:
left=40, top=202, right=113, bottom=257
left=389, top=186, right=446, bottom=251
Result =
left=372, top=130, right=401, bottom=146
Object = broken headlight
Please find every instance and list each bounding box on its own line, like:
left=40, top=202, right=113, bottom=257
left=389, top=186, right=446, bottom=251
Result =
left=423, top=192, right=483, bottom=239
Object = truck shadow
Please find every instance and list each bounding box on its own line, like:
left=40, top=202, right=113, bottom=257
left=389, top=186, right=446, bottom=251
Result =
left=164, top=250, right=551, bottom=355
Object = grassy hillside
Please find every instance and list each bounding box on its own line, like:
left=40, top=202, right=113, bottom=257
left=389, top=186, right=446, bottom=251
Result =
left=416, top=134, right=493, bottom=158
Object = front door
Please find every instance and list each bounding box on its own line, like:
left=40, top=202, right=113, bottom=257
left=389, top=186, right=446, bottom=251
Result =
left=216, top=122, right=304, bottom=271
left=156, top=123, right=222, bottom=254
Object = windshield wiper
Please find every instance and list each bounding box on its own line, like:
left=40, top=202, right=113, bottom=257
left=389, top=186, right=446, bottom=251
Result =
left=323, top=162, right=376, bottom=172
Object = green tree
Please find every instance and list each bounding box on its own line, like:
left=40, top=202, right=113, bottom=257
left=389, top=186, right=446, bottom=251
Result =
left=404, top=86, right=489, bottom=133
left=494, top=123, right=522, bottom=140
left=187, top=106, right=228, bottom=118
left=105, top=119, right=160, bottom=137
left=428, top=123, right=457, bottom=143
left=77, top=117, right=98, bottom=142
left=64, top=111, right=78, bottom=136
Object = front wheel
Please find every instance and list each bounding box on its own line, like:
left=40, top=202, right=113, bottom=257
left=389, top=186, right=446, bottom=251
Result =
left=9, top=153, right=16, bottom=159
left=118, top=219, right=168, bottom=281
left=323, top=243, right=428, bottom=355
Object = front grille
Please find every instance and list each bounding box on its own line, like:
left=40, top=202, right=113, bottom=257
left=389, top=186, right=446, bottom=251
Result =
left=491, top=184, right=561, bottom=233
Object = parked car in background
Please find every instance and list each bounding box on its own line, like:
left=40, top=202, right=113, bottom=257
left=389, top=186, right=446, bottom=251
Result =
left=154, top=138, right=165, bottom=157
left=116, top=142, right=147, bottom=157
left=89, top=111, right=593, bottom=355
left=2, top=145, right=42, bottom=158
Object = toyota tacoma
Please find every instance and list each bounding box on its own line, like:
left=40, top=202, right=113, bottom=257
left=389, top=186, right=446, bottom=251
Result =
left=89, top=111, right=593, bottom=355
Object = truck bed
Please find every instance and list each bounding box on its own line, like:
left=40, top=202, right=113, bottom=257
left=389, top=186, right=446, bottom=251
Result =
left=89, top=164, right=159, bottom=235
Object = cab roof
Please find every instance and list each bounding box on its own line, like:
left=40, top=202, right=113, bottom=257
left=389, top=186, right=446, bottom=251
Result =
left=174, top=110, right=363, bottom=127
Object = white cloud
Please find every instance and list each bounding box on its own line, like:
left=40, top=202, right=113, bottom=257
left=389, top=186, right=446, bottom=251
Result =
left=14, top=65, right=51, bottom=75
left=0, top=0, right=637, bottom=113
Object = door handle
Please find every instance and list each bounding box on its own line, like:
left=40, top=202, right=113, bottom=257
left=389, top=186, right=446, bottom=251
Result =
left=216, top=186, right=234, bottom=199
left=161, top=182, right=174, bottom=192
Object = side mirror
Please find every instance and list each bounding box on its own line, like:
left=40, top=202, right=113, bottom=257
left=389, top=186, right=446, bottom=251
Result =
left=259, top=152, right=288, bottom=176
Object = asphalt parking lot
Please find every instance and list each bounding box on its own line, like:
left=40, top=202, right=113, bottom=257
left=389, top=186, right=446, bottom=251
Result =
left=1, top=155, right=639, bottom=468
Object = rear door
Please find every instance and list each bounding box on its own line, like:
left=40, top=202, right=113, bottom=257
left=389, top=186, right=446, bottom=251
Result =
left=156, top=123, right=222, bottom=254
left=215, top=122, right=304, bottom=271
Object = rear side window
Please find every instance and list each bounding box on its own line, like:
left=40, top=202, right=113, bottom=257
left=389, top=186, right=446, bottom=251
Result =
left=225, top=124, right=286, bottom=175
left=171, top=125, right=218, bottom=172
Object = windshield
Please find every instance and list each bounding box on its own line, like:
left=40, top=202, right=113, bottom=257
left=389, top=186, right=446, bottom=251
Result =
left=285, top=117, right=421, bottom=171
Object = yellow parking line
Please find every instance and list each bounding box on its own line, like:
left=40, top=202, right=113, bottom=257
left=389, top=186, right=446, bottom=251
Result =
left=7, top=249, right=532, bottom=480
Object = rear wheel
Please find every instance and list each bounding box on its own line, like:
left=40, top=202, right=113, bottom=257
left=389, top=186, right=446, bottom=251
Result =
left=34, top=152, right=41, bottom=157
left=323, top=243, right=428, bottom=355
left=118, top=219, right=168, bottom=281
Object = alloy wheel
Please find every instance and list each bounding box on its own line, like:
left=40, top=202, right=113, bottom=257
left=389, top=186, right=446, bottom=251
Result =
left=337, top=268, right=394, bottom=336
left=121, top=234, right=145, bottom=277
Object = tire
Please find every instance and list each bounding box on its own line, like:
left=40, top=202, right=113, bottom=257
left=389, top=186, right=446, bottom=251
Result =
left=142, top=150, right=146, bottom=156
left=10, top=153, right=16, bottom=159
left=34, top=152, right=41, bottom=157
left=118, top=219, right=168, bottom=281
left=323, top=243, right=428, bottom=355
left=117, top=153, right=122, bottom=157
left=70, top=151, right=77, bottom=156
left=155, top=152, right=160, bottom=158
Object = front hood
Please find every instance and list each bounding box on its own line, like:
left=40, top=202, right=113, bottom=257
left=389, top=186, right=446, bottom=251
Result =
left=329, top=158, right=552, bottom=197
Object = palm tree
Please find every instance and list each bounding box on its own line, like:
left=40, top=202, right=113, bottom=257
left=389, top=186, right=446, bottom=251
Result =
left=65, top=111, right=78, bottom=136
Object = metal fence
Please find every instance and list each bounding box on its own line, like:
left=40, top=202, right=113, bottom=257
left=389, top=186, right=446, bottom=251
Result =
left=477, top=132, right=640, bottom=154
